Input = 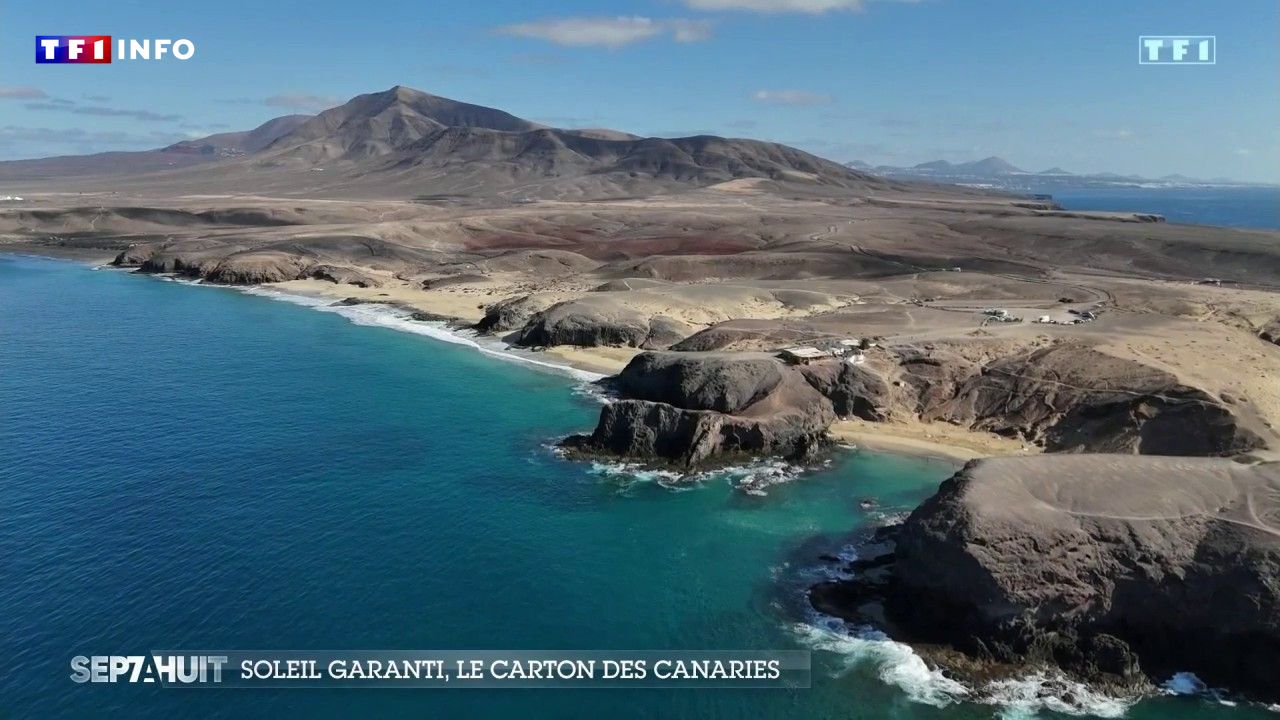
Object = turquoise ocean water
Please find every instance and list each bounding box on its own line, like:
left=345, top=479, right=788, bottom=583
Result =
left=1, top=254, right=1272, bottom=719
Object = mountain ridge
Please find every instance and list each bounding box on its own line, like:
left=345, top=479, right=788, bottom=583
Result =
left=0, top=85, right=889, bottom=200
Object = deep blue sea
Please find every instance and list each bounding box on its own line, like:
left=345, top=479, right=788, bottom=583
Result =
left=1, top=254, right=1272, bottom=719
left=1043, top=186, right=1280, bottom=230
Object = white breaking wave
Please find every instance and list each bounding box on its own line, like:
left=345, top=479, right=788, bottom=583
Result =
left=585, top=457, right=810, bottom=494
left=795, top=613, right=1136, bottom=717
left=571, top=379, right=613, bottom=405
left=793, top=535, right=1138, bottom=719
left=984, top=672, right=1132, bottom=719
left=231, top=285, right=605, bottom=383
left=1162, top=671, right=1239, bottom=708
left=1163, top=671, right=1208, bottom=696
left=792, top=614, right=969, bottom=708
left=711, top=458, right=809, bottom=495
left=587, top=461, right=687, bottom=488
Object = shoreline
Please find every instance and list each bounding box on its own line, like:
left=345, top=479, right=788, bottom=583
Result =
left=6, top=249, right=1033, bottom=465
left=267, top=278, right=636, bottom=377
left=829, top=419, right=1037, bottom=463
left=3, top=252, right=1248, bottom=719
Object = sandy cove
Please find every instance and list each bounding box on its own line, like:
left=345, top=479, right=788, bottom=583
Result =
left=267, top=275, right=1031, bottom=463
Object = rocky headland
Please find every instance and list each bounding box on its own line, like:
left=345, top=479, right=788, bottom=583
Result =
left=811, top=455, right=1280, bottom=702
left=556, top=339, right=1265, bottom=469
left=560, top=351, right=835, bottom=468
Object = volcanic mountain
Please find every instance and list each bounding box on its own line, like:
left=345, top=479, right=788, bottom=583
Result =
left=163, top=114, right=313, bottom=156
left=0, top=113, right=309, bottom=180
left=0, top=85, right=888, bottom=200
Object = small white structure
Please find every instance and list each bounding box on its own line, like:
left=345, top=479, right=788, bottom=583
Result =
left=1036, top=315, right=1053, bottom=324
left=779, top=346, right=827, bottom=365
left=846, top=351, right=866, bottom=366
left=839, top=338, right=876, bottom=350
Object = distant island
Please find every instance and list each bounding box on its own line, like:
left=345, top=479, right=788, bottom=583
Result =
left=845, top=155, right=1277, bottom=191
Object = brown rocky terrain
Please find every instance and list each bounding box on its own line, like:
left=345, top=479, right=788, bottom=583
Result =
left=811, top=455, right=1280, bottom=702
left=561, top=351, right=834, bottom=467
left=3, top=84, right=1280, bottom=701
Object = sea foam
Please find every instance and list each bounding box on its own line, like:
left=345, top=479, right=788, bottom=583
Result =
left=231, top=285, right=606, bottom=383
left=584, top=457, right=810, bottom=494
left=793, top=534, right=1136, bottom=718
left=791, top=614, right=969, bottom=708
left=794, top=612, right=1135, bottom=718
left=984, top=672, right=1132, bottom=719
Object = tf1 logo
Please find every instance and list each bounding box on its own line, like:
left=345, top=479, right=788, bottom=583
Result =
left=36, top=36, right=196, bottom=63
left=1138, top=36, right=1215, bottom=65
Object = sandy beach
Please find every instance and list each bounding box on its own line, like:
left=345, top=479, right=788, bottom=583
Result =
left=272, top=276, right=492, bottom=324
left=830, top=418, right=1037, bottom=462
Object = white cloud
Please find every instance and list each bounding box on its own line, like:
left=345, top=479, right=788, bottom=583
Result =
left=25, top=102, right=181, bottom=122
left=0, top=125, right=186, bottom=155
left=496, top=17, right=712, bottom=48
left=1233, top=148, right=1252, bottom=157
left=1093, top=128, right=1136, bottom=140
left=751, top=89, right=832, bottom=106
left=683, top=0, right=915, bottom=13
left=0, top=85, right=48, bottom=100
left=667, top=19, right=714, bottom=42
left=264, top=93, right=341, bottom=112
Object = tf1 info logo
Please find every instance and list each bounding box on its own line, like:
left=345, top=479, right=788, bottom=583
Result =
left=36, top=36, right=195, bottom=64
left=1139, top=36, right=1215, bottom=65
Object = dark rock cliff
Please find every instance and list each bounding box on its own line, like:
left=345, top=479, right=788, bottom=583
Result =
left=561, top=351, right=835, bottom=467
left=814, top=456, right=1280, bottom=701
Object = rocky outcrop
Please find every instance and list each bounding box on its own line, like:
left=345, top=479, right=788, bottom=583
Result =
left=310, top=264, right=383, bottom=288
left=114, top=242, right=316, bottom=284
left=914, top=344, right=1263, bottom=456
left=200, top=251, right=316, bottom=284
left=798, top=360, right=894, bottom=421
left=561, top=351, right=835, bottom=467
left=793, top=342, right=1261, bottom=457
left=513, top=300, right=693, bottom=349
left=814, top=455, right=1280, bottom=701
left=114, top=240, right=236, bottom=275
left=613, top=352, right=782, bottom=413
left=474, top=294, right=560, bottom=334
left=1262, top=318, right=1280, bottom=346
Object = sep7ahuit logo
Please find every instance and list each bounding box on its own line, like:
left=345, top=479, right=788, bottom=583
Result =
left=36, top=36, right=195, bottom=63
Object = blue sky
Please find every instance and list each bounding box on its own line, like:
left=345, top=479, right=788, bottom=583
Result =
left=2, top=0, right=1277, bottom=181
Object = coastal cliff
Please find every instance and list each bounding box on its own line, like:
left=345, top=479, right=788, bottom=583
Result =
left=811, top=455, right=1280, bottom=702
left=560, top=352, right=834, bottom=468
left=560, top=340, right=1263, bottom=469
